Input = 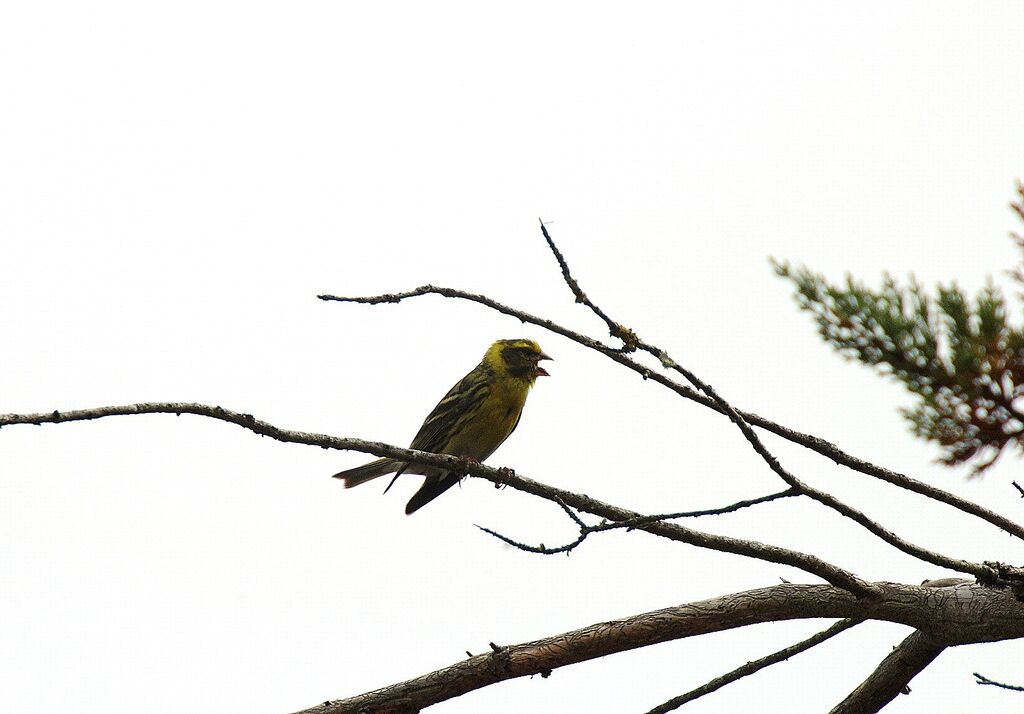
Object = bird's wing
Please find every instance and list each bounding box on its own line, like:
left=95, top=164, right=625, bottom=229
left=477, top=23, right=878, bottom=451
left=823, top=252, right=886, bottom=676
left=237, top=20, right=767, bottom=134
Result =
left=404, top=475, right=462, bottom=514
left=408, top=363, right=492, bottom=454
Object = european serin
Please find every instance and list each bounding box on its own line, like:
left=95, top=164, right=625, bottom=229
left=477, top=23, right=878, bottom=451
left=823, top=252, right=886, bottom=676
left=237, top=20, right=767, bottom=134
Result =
left=333, top=338, right=551, bottom=514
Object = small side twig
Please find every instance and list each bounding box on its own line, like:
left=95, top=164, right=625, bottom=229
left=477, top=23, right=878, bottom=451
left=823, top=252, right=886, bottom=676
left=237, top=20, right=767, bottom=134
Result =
left=553, top=495, right=588, bottom=528
left=539, top=218, right=637, bottom=351
left=645, top=618, right=863, bottom=714
left=477, top=489, right=799, bottom=555
left=974, top=672, right=1024, bottom=691
left=475, top=523, right=587, bottom=555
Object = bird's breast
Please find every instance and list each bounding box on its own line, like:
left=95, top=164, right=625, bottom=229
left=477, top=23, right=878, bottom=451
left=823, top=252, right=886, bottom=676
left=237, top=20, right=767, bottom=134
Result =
left=442, top=377, right=530, bottom=460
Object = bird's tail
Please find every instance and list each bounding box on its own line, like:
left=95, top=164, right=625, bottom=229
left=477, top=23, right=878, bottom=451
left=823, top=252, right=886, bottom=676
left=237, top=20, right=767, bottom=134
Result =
left=332, top=458, right=402, bottom=488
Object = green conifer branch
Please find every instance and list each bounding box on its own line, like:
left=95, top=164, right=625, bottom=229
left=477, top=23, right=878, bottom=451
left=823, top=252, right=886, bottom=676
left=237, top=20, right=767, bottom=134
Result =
left=772, top=181, right=1024, bottom=476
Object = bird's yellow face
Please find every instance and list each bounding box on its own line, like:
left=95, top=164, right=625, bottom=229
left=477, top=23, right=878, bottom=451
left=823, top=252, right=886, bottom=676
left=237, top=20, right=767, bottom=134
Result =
left=487, top=339, right=552, bottom=382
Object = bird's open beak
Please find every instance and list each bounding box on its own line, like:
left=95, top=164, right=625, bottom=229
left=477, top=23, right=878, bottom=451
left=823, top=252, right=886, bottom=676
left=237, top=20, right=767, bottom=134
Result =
left=534, top=351, right=552, bottom=377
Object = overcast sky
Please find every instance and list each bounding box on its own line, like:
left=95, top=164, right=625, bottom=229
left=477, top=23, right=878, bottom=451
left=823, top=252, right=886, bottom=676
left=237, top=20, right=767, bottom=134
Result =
left=3, top=3, right=1024, bottom=712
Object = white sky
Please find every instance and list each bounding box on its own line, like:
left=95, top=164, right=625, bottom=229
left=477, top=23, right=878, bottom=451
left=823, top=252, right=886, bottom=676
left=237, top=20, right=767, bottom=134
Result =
left=3, top=2, right=1024, bottom=712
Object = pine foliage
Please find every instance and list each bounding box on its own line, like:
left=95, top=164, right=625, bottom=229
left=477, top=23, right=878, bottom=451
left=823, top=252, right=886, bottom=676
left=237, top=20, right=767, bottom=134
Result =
left=773, top=181, right=1024, bottom=475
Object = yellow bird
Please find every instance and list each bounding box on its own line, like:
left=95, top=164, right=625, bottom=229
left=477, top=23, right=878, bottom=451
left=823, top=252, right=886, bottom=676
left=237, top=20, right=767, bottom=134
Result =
left=333, top=338, right=552, bottom=514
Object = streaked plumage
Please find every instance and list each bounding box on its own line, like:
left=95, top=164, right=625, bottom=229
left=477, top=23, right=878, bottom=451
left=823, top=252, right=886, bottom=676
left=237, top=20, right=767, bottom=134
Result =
left=333, top=339, right=551, bottom=514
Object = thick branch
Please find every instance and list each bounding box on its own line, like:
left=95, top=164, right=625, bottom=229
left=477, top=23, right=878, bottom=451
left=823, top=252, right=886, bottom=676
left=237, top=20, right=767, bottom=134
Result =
left=0, top=403, right=873, bottom=594
left=292, top=582, right=1024, bottom=714
left=830, top=630, right=947, bottom=713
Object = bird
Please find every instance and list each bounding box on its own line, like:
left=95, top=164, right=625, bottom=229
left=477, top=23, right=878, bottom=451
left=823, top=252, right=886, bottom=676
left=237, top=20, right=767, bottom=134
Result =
left=333, top=338, right=551, bottom=514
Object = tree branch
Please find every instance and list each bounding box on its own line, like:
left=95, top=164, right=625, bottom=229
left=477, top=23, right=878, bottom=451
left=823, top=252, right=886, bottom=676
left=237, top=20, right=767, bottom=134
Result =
left=318, top=284, right=1024, bottom=543
left=531, top=224, right=993, bottom=577
left=538, top=218, right=634, bottom=348
left=319, top=286, right=1007, bottom=577
left=829, top=630, right=947, bottom=713
left=539, top=221, right=801, bottom=499
left=974, top=672, right=1024, bottom=691
left=476, top=488, right=800, bottom=555
left=0, top=403, right=875, bottom=595
left=291, top=582, right=1024, bottom=714
left=645, top=618, right=862, bottom=714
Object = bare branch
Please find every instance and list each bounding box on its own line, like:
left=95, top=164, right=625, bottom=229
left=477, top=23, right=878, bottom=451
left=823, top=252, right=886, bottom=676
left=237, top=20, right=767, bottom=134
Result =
left=317, top=285, right=1023, bottom=542
left=532, top=225, right=1024, bottom=566
left=466, top=475, right=877, bottom=596
left=551, top=495, right=589, bottom=528
left=292, top=582, right=1024, bottom=714
left=0, top=403, right=455, bottom=466
left=476, top=522, right=588, bottom=555
left=477, top=488, right=800, bottom=555
left=800, top=489, right=983, bottom=576
left=830, top=630, right=947, bottom=713
left=529, top=226, right=1023, bottom=538
left=539, top=223, right=806, bottom=502
left=538, top=218, right=634, bottom=349
left=319, top=286, right=1010, bottom=574
left=319, top=284, right=1023, bottom=542
left=539, top=224, right=1024, bottom=576
left=974, top=672, right=1024, bottom=691
left=645, top=618, right=863, bottom=714
left=642, top=488, right=801, bottom=520
left=0, top=403, right=875, bottom=595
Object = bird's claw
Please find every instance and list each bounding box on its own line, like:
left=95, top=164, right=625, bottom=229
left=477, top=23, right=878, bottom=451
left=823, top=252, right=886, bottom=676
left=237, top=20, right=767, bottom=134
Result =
left=495, top=466, right=515, bottom=488
left=456, top=455, right=481, bottom=473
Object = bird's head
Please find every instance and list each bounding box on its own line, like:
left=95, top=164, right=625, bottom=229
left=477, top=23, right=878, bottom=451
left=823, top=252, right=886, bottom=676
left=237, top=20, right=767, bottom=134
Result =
left=487, top=338, right=552, bottom=382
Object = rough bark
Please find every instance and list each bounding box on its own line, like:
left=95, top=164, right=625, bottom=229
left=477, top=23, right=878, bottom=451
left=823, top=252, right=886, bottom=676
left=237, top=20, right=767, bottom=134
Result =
left=830, top=630, right=947, bottom=713
left=293, top=581, right=1024, bottom=714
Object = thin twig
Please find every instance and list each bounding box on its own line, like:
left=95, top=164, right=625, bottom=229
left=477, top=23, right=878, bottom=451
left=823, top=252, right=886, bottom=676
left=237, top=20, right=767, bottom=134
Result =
left=476, top=523, right=587, bottom=555
left=622, top=488, right=800, bottom=523
left=538, top=217, right=634, bottom=348
left=478, top=489, right=800, bottom=555
left=539, top=221, right=803, bottom=491
left=0, top=403, right=876, bottom=595
left=552, top=495, right=588, bottom=528
left=645, top=618, right=862, bottom=714
left=974, top=672, right=1024, bottom=691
